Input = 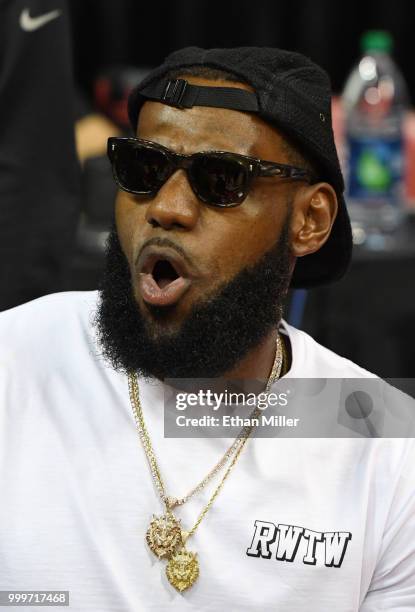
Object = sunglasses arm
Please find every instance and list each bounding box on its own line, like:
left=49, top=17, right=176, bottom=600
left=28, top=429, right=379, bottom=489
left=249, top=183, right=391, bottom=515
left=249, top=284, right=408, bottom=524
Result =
left=259, top=161, right=313, bottom=182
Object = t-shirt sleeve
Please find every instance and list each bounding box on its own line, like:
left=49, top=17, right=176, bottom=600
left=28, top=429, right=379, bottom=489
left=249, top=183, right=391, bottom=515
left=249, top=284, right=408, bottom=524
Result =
left=360, top=440, right=415, bottom=611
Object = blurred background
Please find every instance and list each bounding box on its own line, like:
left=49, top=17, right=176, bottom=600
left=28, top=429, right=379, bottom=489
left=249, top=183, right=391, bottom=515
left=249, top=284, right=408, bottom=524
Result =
left=2, top=0, right=415, bottom=377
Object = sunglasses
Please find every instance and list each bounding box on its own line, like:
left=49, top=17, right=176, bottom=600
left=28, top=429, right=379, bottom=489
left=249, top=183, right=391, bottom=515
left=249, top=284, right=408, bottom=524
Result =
left=107, top=137, right=314, bottom=207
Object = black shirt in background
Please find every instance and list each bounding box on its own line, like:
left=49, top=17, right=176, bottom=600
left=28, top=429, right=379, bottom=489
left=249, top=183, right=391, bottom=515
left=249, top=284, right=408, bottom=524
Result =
left=0, top=0, right=81, bottom=311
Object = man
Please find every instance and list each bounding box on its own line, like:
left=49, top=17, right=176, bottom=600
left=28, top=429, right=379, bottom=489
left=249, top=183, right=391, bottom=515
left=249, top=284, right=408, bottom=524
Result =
left=0, top=47, right=414, bottom=611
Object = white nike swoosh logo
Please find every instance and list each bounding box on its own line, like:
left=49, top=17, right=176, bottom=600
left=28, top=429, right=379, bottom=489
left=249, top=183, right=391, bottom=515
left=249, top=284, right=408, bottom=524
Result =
left=19, top=8, right=61, bottom=32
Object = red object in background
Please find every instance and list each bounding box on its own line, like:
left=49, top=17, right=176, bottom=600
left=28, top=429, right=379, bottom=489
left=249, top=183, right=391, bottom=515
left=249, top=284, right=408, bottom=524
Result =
left=331, top=97, right=345, bottom=170
left=93, top=66, right=151, bottom=131
left=332, top=96, right=415, bottom=212
left=94, top=76, right=131, bottom=129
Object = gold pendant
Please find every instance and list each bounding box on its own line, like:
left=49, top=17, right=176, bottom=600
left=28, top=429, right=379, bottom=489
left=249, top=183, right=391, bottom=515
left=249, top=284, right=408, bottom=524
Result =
left=146, top=513, right=182, bottom=559
left=166, top=547, right=199, bottom=592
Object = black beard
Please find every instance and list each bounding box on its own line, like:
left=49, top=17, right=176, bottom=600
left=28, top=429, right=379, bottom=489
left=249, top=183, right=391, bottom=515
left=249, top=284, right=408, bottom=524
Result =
left=94, top=218, right=292, bottom=380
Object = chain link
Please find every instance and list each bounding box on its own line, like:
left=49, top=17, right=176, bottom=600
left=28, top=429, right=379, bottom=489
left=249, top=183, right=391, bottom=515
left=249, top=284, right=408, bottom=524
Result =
left=128, top=332, right=284, bottom=535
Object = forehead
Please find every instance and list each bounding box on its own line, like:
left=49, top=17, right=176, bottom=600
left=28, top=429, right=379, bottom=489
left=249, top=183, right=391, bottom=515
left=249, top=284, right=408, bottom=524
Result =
left=136, top=76, right=290, bottom=162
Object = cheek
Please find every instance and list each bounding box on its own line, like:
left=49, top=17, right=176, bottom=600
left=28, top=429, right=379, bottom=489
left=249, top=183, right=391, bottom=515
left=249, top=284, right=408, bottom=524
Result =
left=206, top=196, right=284, bottom=277
left=115, top=191, right=146, bottom=265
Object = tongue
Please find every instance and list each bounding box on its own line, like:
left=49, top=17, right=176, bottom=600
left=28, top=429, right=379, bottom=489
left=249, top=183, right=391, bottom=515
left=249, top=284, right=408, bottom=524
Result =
left=139, top=273, right=192, bottom=307
left=157, top=277, right=177, bottom=289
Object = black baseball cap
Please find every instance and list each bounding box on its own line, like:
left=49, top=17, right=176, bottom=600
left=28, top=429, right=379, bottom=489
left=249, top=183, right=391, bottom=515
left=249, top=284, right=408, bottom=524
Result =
left=127, top=46, right=352, bottom=289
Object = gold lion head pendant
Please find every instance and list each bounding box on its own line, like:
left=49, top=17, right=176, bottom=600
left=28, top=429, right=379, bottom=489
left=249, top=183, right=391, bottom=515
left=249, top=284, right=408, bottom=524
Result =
left=166, top=549, right=199, bottom=592
left=146, top=513, right=182, bottom=559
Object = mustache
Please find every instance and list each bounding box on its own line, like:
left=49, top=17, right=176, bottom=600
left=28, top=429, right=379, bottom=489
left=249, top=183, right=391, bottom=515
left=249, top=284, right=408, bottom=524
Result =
left=135, top=237, right=194, bottom=269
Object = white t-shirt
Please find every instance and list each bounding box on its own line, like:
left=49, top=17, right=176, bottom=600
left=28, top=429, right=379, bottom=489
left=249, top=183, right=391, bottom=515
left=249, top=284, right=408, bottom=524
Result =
left=0, top=291, right=414, bottom=611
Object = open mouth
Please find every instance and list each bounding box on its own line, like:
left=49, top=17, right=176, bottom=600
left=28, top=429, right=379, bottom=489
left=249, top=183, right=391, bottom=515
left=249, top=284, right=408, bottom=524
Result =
left=152, top=259, right=180, bottom=289
left=137, top=247, right=193, bottom=307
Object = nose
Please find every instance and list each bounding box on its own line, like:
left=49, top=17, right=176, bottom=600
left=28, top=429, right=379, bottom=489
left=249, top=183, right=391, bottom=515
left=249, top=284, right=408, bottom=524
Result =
left=145, top=169, right=200, bottom=231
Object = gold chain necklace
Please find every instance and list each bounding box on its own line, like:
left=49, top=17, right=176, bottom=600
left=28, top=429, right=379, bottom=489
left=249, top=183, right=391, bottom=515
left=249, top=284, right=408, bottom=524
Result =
left=129, top=333, right=285, bottom=510
left=128, top=333, right=283, bottom=592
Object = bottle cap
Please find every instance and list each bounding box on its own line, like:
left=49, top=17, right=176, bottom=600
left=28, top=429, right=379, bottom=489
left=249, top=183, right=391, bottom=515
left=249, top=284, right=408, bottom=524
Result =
left=361, top=30, right=393, bottom=53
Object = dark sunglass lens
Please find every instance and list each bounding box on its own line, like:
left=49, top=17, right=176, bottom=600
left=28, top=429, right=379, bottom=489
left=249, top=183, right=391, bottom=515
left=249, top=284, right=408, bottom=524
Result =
left=114, top=143, right=170, bottom=194
left=190, top=155, right=248, bottom=205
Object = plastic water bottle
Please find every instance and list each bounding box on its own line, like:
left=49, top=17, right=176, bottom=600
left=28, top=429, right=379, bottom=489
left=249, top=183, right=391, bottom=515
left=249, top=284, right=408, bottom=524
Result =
left=342, top=31, right=409, bottom=247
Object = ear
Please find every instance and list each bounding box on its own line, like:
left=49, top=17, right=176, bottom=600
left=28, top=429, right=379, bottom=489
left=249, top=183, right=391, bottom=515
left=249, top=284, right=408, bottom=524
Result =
left=290, top=182, right=338, bottom=258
